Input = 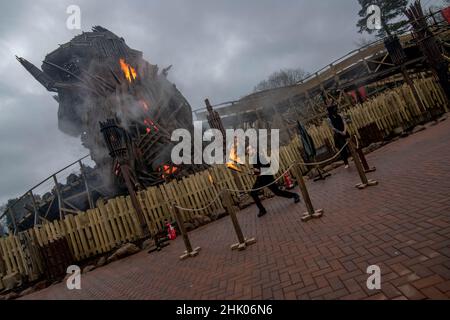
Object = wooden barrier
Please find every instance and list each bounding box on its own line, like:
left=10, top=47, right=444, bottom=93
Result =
left=0, top=77, right=447, bottom=282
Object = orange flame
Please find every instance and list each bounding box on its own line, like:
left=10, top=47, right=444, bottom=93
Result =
left=160, top=165, right=178, bottom=179
left=226, top=137, right=242, bottom=172
left=119, top=58, right=137, bottom=82
left=163, top=165, right=178, bottom=175
left=144, top=118, right=159, bottom=134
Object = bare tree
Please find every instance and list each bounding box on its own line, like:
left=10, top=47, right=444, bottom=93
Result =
left=254, top=68, right=309, bottom=92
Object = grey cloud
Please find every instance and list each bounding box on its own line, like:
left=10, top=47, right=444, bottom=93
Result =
left=0, top=0, right=375, bottom=204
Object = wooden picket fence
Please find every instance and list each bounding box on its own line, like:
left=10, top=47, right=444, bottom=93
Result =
left=0, top=76, right=447, bottom=285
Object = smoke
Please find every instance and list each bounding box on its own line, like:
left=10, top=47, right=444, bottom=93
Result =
left=34, top=27, right=197, bottom=195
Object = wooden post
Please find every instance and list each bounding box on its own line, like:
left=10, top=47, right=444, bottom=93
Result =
left=172, top=204, right=200, bottom=260
left=120, top=164, right=150, bottom=238
left=79, top=160, right=94, bottom=209
left=221, top=190, right=256, bottom=251
left=356, top=147, right=376, bottom=173
left=52, top=175, right=64, bottom=220
left=29, top=190, right=40, bottom=226
left=205, top=98, right=244, bottom=200
left=347, top=138, right=378, bottom=189
left=292, top=165, right=324, bottom=222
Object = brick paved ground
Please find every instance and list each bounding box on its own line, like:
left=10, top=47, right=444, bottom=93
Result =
left=23, top=118, right=450, bottom=300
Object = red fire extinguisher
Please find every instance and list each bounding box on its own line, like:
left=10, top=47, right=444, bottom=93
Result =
left=284, top=172, right=294, bottom=189
left=166, top=221, right=177, bottom=240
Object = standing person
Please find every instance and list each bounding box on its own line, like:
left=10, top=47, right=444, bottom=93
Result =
left=326, top=100, right=350, bottom=168
left=247, top=146, right=300, bottom=218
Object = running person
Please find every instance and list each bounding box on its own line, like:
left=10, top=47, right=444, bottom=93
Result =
left=247, top=146, right=300, bottom=217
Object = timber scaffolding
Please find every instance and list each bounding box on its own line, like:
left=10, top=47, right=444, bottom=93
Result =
left=194, top=9, right=450, bottom=134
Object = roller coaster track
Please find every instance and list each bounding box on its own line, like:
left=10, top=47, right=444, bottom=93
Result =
left=194, top=10, right=450, bottom=120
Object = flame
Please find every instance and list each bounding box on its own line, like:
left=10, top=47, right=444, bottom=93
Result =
left=159, top=165, right=178, bottom=179
left=119, top=58, right=137, bottom=82
left=226, top=137, right=242, bottom=172
left=226, top=162, right=241, bottom=172
left=208, top=174, right=214, bottom=184
left=163, top=165, right=178, bottom=175
left=144, top=118, right=159, bottom=134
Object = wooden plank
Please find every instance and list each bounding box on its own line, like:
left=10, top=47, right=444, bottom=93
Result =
left=129, top=195, right=144, bottom=239
left=82, top=213, right=95, bottom=256
left=63, top=215, right=80, bottom=260
left=140, top=189, right=158, bottom=235
left=105, top=200, right=122, bottom=247
left=6, top=235, right=24, bottom=275
left=86, top=209, right=102, bottom=255
left=73, top=214, right=90, bottom=259
left=110, top=198, right=126, bottom=243
left=44, top=223, right=53, bottom=242
left=155, top=187, right=170, bottom=229
left=0, top=237, right=13, bottom=275
left=98, top=201, right=115, bottom=250
left=32, top=226, right=43, bottom=248
left=92, top=208, right=108, bottom=253
left=14, top=235, right=27, bottom=276
left=117, top=197, right=133, bottom=241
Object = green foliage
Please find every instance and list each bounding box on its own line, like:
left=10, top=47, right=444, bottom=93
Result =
left=357, top=0, right=409, bottom=38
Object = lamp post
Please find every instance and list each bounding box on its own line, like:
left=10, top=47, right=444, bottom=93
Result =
left=100, top=118, right=150, bottom=237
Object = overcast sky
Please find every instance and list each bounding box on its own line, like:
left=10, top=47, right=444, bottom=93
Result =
left=0, top=0, right=444, bottom=205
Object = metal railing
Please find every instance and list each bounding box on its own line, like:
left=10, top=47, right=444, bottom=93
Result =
left=0, top=154, right=108, bottom=235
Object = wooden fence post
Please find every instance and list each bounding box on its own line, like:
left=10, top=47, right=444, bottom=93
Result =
left=172, top=204, right=200, bottom=260
left=221, top=190, right=256, bottom=251
left=292, top=165, right=324, bottom=222
left=357, top=147, right=377, bottom=173
left=354, top=136, right=376, bottom=173
left=348, top=138, right=378, bottom=189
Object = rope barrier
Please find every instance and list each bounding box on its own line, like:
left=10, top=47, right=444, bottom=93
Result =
left=174, top=190, right=226, bottom=212
left=174, top=141, right=350, bottom=212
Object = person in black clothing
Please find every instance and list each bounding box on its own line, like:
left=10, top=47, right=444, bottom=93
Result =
left=326, top=102, right=350, bottom=168
left=247, top=146, right=300, bottom=217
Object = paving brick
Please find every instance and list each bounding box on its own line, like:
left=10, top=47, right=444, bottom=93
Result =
left=421, top=286, right=448, bottom=300
left=412, top=275, right=445, bottom=290
left=381, top=282, right=402, bottom=299
left=398, top=284, right=426, bottom=300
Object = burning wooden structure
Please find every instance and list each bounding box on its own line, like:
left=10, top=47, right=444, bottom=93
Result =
left=17, top=26, right=205, bottom=195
